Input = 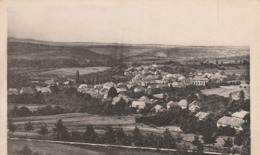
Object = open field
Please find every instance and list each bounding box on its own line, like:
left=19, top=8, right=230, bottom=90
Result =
left=39, top=67, right=111, bottom=76
left=11, top=113, right=231, bottom=149
left=8, top=139, right=104, bottom=155
left=201, top=85, right=250, bottom=100
left=8, top=104, right=55, bottom=112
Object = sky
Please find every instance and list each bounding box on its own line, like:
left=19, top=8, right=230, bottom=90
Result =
left=7, top=0, right=250, bottom=46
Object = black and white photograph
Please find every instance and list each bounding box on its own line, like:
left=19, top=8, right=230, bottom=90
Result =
left=2, top=0, right=258, bottom=154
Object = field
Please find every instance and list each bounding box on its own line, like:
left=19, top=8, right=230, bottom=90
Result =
left=39, top=67, right=111, bottom=76
left=10, top=113, right=230, bottom=149
left=201, top=85, right=250, bottom=100
left=8, top=104, right=55, bottom=112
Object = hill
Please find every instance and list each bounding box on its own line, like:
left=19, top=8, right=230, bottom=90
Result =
left=8, top=37, right=250, bottom=67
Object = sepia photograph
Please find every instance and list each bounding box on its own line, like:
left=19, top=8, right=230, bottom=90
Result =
left=2, top=0, right=258, bottom=154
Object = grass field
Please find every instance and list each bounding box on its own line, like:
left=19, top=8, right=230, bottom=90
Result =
left=10, top=113, right=232, bottom=150
left=201, top=85, right=250, bottom=100
left=39, top=67, right=111, bottom=76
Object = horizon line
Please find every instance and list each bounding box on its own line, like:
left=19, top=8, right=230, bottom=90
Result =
left=8, top=37, right=250, bottom=48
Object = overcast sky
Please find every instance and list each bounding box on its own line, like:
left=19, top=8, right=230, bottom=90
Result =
left=8, top=0, right=250, bottom=46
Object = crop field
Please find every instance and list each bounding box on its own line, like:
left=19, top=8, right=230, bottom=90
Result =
left=39, top=67, right=111, bottom=76
left=201, top=85, right=250, bottom=100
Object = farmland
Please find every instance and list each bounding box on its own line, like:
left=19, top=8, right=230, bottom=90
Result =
left=10, top=113, right=231, bottom=149
left=40, top=67, right=111, bottom=76
left=201, top=85, right=250, bottom=100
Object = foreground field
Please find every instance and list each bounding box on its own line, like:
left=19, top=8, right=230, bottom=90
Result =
left=10, top=113, right=231, bottom=149
left=40, top=67, right=111, bottom=76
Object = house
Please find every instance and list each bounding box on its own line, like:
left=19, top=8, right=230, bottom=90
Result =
left=20, top=87, right=34, bottom=95
left=167, top=101, right=178, bottom=109
left=118, top=94, right=131, bottom=104
left=94, top=84, right=103, bottom=90
left=178, top=76, right=185, bottom=81
left=178, top=99, right=188, bottom=109
left=45, top=79, right=56, bottom=86
left=36, top=86, right=51, bottom=94
left=153, top=93, right=164, bottom=99
left=63, top=81, right=70, bottom=85
left=134, top=87, right=145, bottom=93
left=240, top=83, right=249, bottom=88
left=188, top=101, right=201, bottom=112
left=172, top=82, right=179, bottom=87
left=8, top=88, right=19, bottom=95
left=139, top=96, right=151, bottom=104
left=112, top=96, right=126, bottom=105
left=116, top=87, right=127, bottom=94
left=154, top=105, right=165, bottom=112
left=195, top=112, right=208, bottom=121
left=192, top=76, right=209, bottom=86
left=103, top=82, right=116, bottom=90
left=131, top=101, right=146, bottom=109
left=77, top=84, right=88, bottom=92
left=217, top=116, right=245, bottom=131
left=182, top=78, right=193, bottom=86
left=232, top=110, right=249, bottom=120
left=117, top=82, right=127, bottom=88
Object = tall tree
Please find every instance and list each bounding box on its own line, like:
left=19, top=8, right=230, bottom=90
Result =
left=239, top=90, right=245, bottom=100
left=103, top=125, right=116, bottom=145
left=202, top=132, right=217, bottom=151
left=163, top=128, right=176, bottom=148
left=107, top=86, right=118, bottom=98
left=115, top=128, right=128, bottom=145
left=38, top=123, right=48, bottom=135
left=53, top=119, right=70, bottom=141
left=223, top=137, right=233, bottom=153
left=132, top=126, right=143, bottom=147
left=24, top=121, right=34, bottom=132
left=83, top=125, right=97, bottom=143
left=76, top=70, right=80, bottom=84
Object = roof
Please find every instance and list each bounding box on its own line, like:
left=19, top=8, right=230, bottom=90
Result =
left=153, top=93, right=164, bottom=99
left=36, top=87, right=51, bottom=93
left=167, top=101, right=178, bottom=109
left=217, top=116, right=245, bottom=128
left=193, top=76, right=209, bottom=81
left=154, top=105, right=164, bottom=112
left=139, top=96, right=150, bottom=103
left=131, top=101, right=146, bottom=109
left=232, top=111, right=249, bottom=119
left=112, top=96, right=124, bottom=105
left=195, top=112, right=208, bottom=120
left=20, top=87, right=34, bottom=94
left=134, top=87, right=145, bottom=93
left=78, top=84, right=88, bottom=89
left=178, top=99, right=188, bottom=108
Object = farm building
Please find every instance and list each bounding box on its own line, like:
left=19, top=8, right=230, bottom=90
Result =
left=134, top=87, right=145, bottom=93
left=8, top=88, right=19, bottom=95
left=167, top=101, right=178, bottom=109
left=36, top=86, right=51, bottom=94
left=20, top=87, right=34, bottom=95
left=178, top=99, right=188, bottom=109
left=112, top=96, right=126, bottom=106
left=232, top=110, right=249, bottom=120
left=139, top=96, right=151, bottom=104
left=118, top=94, right=131, bottom=104
left=195, top=112, right=208, bottom=121
left=188, top=101, right=201, bottom=112
left=217, top=116, right=245, bottom=131
left=131, top=101, right=146, bottom=109
left=103, top=82, right=116, bottom=90
left=192, top=76, right=209, bottom=86
left=154, top=105, right=165, bottom=113
left=153, top=93, right=164, bottom=99
left=116, top=87, right=127, bottom=94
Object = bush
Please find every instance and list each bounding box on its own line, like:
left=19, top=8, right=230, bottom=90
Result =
left=24, top=121, right=34, bottom=132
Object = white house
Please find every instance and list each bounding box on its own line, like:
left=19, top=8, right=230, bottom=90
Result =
left=232, top=110, right=249, bottom=120
left=8, top=88, right=19, bottom=95
left=178, top=99, right=188, bottom=109
left=217, top=116, right=245, bottom=131
left=192, top=76, right=209, bottom=86
left=154, top=105, right=165, bottom=113
left=131, top=101, right=146, bottom=109
left=188, top=101, right=201, bottom=112
left=195, top=112, right=208, bottom=121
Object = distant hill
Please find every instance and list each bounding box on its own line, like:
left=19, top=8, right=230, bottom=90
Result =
left=8, top=37, right=250, bottom=67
